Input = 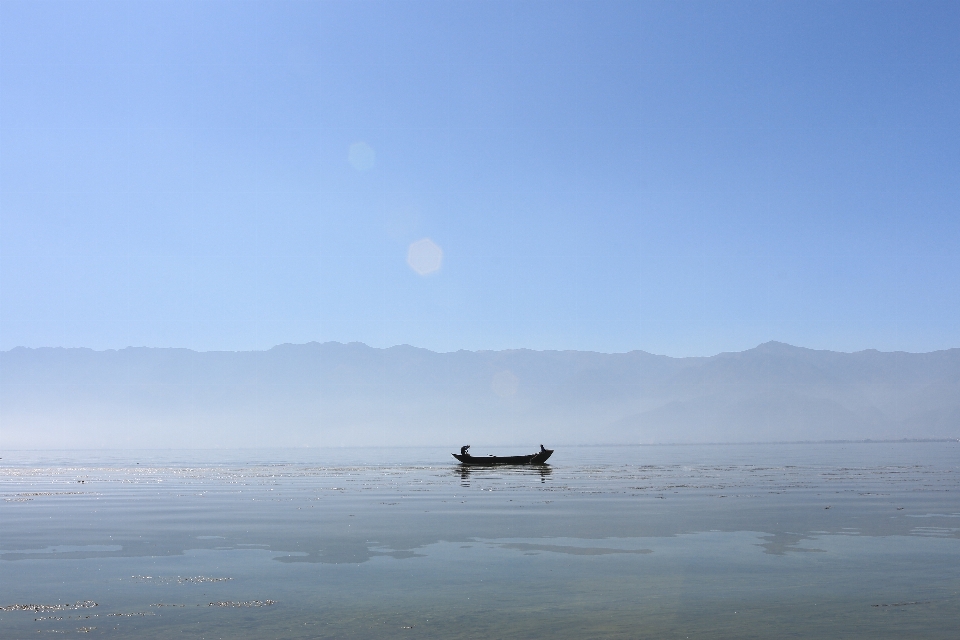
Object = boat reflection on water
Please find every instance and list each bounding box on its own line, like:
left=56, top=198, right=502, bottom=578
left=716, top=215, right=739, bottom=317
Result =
left=456, top=464, right=552, bottom=486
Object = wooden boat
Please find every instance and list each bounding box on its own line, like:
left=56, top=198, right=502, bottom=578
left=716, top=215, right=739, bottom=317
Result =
left=452, top=445, right=553, bottom=465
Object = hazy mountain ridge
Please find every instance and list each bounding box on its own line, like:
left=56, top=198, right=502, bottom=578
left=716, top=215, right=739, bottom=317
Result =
left=2, top=342, right=958, bottom=448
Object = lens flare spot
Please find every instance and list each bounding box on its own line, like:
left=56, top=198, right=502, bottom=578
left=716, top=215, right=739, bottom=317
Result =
left=407, top=238, right=443, bottom=275
left=348, top=142, right=376, bottom=171
left=491, top=370, right=519, bottom=398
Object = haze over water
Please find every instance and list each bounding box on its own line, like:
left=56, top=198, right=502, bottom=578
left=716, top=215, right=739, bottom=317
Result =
left=2, top=442, right=958, bottom=638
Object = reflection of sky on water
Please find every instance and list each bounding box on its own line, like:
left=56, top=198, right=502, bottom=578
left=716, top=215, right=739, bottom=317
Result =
left=2, top=444, right=959, bottom=638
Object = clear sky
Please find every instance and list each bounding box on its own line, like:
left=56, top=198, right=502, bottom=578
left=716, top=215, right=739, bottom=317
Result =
left=1, top=0, right=958, bottom=356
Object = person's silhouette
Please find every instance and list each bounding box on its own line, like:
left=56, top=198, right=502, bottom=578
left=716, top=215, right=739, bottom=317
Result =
left=460, top=445, right=471, bottom=456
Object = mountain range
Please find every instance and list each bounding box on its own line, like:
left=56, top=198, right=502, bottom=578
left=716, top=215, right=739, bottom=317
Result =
left=2, top=341, right=958, bottom=449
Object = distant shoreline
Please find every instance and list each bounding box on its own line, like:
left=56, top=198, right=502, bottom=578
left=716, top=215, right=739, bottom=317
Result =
left=2, top=439, right=958, bottom=453
left=591, top=438, right=960, bottom=447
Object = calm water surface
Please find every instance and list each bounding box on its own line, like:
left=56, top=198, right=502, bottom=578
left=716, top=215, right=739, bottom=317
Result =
left=1, top=443, right=958, bottom=639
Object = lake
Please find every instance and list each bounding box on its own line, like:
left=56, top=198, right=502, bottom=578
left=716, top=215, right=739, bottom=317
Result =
left=2, top=442, right=958, bottom=638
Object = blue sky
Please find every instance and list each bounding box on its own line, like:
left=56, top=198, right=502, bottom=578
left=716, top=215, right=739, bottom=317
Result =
left=1, top=0, right=958, bottom=356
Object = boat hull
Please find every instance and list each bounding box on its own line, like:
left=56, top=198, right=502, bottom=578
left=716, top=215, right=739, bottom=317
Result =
left=453, top=450, right=553, bottom=465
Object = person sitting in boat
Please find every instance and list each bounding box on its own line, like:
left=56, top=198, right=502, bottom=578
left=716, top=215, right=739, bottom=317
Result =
left=540, top=444, right=547, bottom=452
left=460, top=445, right=471, bottom=456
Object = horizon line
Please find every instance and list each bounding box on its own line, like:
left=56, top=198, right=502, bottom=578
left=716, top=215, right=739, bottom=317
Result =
left=2, top=439, right=957, bottom=455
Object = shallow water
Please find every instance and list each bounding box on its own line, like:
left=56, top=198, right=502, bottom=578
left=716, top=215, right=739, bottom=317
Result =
left=2, top=443, right=959, bottom=639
